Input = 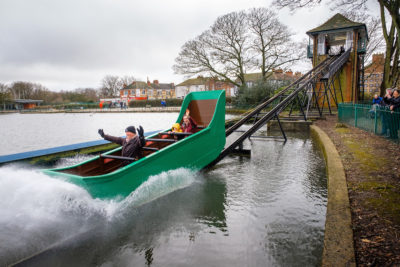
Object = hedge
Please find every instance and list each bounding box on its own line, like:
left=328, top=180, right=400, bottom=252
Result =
left=128, top=99, right=183, bottom=108
left=53, top=103, right=100, bottom=109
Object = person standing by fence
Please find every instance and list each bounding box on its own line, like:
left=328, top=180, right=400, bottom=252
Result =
left=388, top=89, right=400, bottom=139
left=369, top=94, right=383, bottom=117
left=380, top=88, right=392, bottom=137
left=380, top=88, right=400, bottom=139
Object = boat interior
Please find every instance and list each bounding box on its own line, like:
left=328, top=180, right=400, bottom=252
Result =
left=57, top=99, right=218, bottom=177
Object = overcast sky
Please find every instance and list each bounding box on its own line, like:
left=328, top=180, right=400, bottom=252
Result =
left=0, top=0, right=380, bottom=91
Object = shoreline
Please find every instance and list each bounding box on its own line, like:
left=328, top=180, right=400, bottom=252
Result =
left=0, top=107, right=181, bottom=114
left=310, top=124, right=356, bottom=267
left=314, top=115, right=400, bottom=266
left=0, top=106, right=245, bottom=115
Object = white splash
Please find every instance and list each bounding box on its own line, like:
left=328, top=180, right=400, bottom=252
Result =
left=54, top=154, right=95, bottom=168
left=0, top=165, right=197, bottom=264
left=114, top=168, right=198, bottom=215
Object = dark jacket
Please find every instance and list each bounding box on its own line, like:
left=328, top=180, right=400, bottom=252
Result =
left=389, top=96, right=400, bottom=111
left=103, top=134, right=143, bottom=163
left=381, top=96, right=392, bottom=107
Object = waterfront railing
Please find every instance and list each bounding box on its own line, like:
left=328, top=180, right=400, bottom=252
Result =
left=338, top=103, right=400, bottom=143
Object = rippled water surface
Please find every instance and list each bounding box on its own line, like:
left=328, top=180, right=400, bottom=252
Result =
left=0, top=112, right=181, bottom=155
left=0, top=114, right=326, bottom=266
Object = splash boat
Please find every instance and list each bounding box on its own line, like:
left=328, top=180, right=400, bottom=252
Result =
left=43, top=90, right=226, bottom=199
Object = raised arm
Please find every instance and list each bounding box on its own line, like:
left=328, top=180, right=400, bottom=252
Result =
left=98, top=129, right=124, bottom=146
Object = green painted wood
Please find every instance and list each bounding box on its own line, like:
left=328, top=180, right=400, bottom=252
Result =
left=42, top=90, right=226, bottom=199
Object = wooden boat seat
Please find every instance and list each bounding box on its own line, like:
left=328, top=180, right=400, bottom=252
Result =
left=61, top=154, right=123, bottom=177
left=62, top=99, right=218, bottom=176
left=145, top=138, right=176, bottom=142
left=159, top=132, right=193, bottom=136
left=142, top=134, right=177, bottom=157
left=47, top=90, right=225, bottom=184
left=143, top=146, right=159, bottom=151
left=100, top=154, right=136, bottom=161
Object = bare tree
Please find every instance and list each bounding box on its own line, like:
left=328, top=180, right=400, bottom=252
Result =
left=342, top=11, right=384, bottom=64
left=30, top=84, right=51, bottom=102
left=174, top=11, right=250, bottom=87
left=120, top=75, right=136, bottom=88
left=377, top=0, right=400, bottom=41
left=248, top=8, right=303, bottom=81
left=174, top=9, right=301, bottom=87
left=0, top=83, right=12, bottom=110
left=272, top=0, right=399, bottom=91
left=272, top=0, right=368, bottom=12
left=10, top=82, right=35, bottom=99
left=80, top=88, right=99, bottom=102
left=100, top=75, right=123, bottom=97
left=379, top=1, right=399, bottom=91
left=173, top=33, right=219, bottom=82
left=207, top=11, right=251, bottom=85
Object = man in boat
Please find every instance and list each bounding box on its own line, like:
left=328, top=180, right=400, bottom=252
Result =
left=98, top=126, right=145, bottom=165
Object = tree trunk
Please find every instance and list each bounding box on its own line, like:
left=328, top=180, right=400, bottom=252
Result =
left=379, top=0, right=397, bottom=95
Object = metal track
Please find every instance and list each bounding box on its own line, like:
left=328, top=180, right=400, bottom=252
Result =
left=205, top=50, right=351, bottom=169
left=224, top=57, right=336, bottom=138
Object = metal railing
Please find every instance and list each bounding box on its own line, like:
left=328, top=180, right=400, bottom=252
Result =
left=357, top=38, right=367, bottom=53
left=338, top=103, right=400, bottom=142
left=307, top=44, right=313, bottom=58
left=321, top=49, right=351, bottom=80
left=205, top=54, right=352, bottom=168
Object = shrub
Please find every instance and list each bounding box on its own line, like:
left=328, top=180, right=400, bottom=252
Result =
left=233, top=80, right=276, bottom=109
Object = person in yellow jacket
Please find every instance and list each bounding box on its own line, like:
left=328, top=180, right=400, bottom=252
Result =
left=167, top=123, right=183, bottom=141
left=171, top=123, right=182, bottom=133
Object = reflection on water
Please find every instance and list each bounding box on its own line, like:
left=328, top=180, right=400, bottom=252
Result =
left=0, top=129, right=327, bottom=267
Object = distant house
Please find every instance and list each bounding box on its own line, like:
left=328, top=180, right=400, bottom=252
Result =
left=120, top=79, right=175, bottom=102
left=241, top=69, right=302, bottom=89
left=175, top=76, right=235, bottom=99
left=363, top=54, right=384, bottom=94
left=149, top=80, right=175, bottom=100
left=242, top=73, right=263, bottom=88
left=211, top=79, right=236, bottom=97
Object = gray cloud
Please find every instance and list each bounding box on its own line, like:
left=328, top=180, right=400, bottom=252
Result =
left=0, top=0, right=378, bottom=91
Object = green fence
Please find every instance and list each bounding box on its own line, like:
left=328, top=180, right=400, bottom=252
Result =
left=338, top=103, right=400, bottom=143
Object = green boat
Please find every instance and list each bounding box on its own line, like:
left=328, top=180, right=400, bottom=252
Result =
left=43, top=90, right=226, bottom=199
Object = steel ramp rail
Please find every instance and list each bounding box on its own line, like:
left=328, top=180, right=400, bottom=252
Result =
left=205, top=52, right=351, bottom=169
left=224, top=57, right=336, bottom=138
left=321, top=49, right=351, bottom=80
left=295, top=50, right=350, bottom=118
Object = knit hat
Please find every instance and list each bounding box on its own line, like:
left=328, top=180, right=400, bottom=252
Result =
left=125, top=126, right=136, bottom=134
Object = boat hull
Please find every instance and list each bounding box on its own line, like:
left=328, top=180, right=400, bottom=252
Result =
left=43, top=90, right=226, bottom=199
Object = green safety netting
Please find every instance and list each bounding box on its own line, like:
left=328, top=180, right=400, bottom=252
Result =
left=338, top=103, right=400, bottom=142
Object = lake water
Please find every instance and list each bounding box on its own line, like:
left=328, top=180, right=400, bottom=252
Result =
left=0, top=113, right=327, bottom=266
left=0, top=113, right=182, bottom=156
